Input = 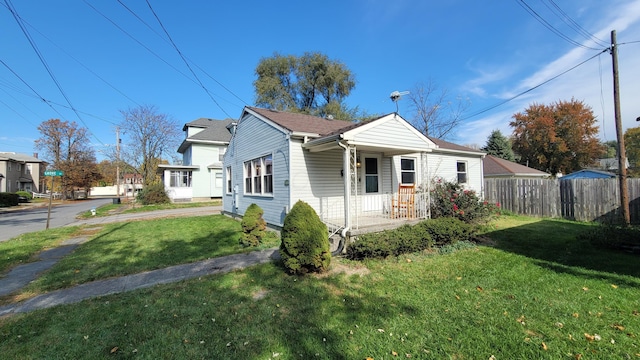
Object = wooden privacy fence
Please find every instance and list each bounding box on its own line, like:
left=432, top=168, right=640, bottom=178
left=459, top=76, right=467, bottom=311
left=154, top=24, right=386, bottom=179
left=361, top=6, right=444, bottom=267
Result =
left=483, top=178, right=640, bottom=224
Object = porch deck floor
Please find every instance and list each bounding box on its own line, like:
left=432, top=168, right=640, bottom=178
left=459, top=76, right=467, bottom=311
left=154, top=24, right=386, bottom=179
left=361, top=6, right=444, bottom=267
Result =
left=326, top=214, right=426, bottom=237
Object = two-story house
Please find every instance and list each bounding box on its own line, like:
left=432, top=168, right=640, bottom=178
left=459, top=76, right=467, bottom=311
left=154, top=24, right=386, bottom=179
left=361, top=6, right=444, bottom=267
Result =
left=0, top=152, right=44, bottom=193
left=158, top=118, right=234, bottom=201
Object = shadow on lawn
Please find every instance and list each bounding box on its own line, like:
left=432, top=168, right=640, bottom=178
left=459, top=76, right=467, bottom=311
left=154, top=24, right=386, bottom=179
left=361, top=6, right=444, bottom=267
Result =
left=485, top=219, right=640, bottom=280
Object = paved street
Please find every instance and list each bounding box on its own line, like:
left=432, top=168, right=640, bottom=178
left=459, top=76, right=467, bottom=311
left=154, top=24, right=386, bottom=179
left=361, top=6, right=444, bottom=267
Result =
left=0, top=198, right=112, bottom=242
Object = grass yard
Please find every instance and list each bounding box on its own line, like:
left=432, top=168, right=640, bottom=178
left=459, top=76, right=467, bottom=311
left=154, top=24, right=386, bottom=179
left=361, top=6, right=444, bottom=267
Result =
left=77, top=200, right=221, bottom=219
left=0, top=215, right=279, bottom=304
left=1, top=215, right=639, bottom=359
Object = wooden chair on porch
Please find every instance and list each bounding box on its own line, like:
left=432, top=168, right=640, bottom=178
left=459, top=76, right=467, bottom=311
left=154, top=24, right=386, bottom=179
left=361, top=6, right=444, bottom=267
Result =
left=391, top=184, right=416, bottom=219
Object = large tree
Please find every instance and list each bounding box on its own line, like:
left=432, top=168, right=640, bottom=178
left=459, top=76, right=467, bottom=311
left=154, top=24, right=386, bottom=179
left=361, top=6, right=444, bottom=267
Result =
left=482, top=129, right=515, bottom=161
left=510, top=99, right=603, bottom=175
left=119, top=105, right=181, bottom=185
left=254, top=52, right=358, bottom=119
left=407, top=80, right=470, bottom=140
left=624, top=126, right=640, bottom=177
left=35, top=119, right=99, bottom=198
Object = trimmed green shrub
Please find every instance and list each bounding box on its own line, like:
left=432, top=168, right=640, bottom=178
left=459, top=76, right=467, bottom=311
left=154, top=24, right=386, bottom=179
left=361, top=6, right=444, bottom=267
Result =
left=16, top=191, right=33, bottom=200
left=346, top=224, right=433, bottom=260
left=240, top=203, right=266, bottom=247
left=136, top=183, right=170, bottom=205
left=279, top=200, right=331, bottom=274
left=418, top=217, right=474, bottom=246
left=0, top=193, right=19, bottom=207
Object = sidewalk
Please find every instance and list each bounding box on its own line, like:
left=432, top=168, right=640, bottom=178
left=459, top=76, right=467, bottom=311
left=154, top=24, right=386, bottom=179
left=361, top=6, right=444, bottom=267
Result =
left=0, top=205, right=282, bottom=316
left=0, top=248, right=280, bottom=316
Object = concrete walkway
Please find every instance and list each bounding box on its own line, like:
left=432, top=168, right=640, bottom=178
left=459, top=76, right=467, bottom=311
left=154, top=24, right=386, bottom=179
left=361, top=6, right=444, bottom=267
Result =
left=0, top=205, right=282, bottom=316
left=0, top=249, right=279, bottom=316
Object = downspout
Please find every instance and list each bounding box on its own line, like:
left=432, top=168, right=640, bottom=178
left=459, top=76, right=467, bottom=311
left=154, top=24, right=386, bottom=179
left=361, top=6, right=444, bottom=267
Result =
left=335, top=139, right=350, bottom=255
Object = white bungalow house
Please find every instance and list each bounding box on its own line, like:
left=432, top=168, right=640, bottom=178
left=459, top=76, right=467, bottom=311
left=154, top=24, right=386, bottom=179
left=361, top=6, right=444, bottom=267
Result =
left=222, top=107, right=485, bottom=238
left=158, top=118, right=234, bottom=201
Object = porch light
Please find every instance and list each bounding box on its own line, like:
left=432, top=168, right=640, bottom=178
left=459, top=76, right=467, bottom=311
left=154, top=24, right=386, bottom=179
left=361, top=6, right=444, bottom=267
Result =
left=356, top=157, right=361, bottom=168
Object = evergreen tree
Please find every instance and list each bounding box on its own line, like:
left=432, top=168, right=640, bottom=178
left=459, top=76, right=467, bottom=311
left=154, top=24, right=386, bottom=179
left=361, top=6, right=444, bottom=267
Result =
left=482, top=129, right=515, bottom=161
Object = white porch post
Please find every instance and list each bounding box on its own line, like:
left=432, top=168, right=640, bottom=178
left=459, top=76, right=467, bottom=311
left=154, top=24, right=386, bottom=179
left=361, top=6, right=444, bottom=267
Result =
left=342, top=143, right=351, bottom=230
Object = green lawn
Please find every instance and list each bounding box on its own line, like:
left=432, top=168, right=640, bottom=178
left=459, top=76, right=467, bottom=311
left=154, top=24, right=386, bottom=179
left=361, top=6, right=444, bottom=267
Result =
left=77, top=200, right=221, bottom=218
left=1, top=215, right=639, bottom=359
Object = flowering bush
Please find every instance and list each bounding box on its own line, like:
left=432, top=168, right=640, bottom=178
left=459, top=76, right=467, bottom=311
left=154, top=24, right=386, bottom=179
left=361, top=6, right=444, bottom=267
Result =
left=429, top=179, right=500, bottom=223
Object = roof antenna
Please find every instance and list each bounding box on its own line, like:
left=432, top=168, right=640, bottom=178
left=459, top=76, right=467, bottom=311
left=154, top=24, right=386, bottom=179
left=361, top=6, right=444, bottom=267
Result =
left=390, top=90, right=409, bottom=113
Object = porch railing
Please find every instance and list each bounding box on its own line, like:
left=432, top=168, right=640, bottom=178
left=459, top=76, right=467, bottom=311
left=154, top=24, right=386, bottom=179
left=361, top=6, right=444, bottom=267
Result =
left=319, top=192, right=430, bottom=232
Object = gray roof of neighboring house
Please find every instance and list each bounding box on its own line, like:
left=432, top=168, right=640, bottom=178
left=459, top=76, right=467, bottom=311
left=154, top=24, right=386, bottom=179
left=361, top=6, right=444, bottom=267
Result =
left=178, top=118, right=235, bottom=153
left=0, top=152, right=44, bottom=163
left=483, top=155, right=549, bottom=178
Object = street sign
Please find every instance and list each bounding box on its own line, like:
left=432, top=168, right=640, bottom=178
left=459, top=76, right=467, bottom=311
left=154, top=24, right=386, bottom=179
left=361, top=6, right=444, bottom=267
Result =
left=44, top=170, right=64, bottom=176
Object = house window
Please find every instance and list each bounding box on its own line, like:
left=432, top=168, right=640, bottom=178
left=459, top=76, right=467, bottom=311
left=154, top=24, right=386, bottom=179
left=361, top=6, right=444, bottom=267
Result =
left=169, top=170, right=192, bottom=187
left=244, top=154, right=273, bottom=195
left=244, top=161, right=252, bottom=193
left=401, top=158, right=415, bottom=185
left=457, top=161, right=467, bottom=184
left=264, top=155, right=273, bottom=194
left=364, top=157, right=379, bottom=193
left=226, top=166, right=232, bottom=194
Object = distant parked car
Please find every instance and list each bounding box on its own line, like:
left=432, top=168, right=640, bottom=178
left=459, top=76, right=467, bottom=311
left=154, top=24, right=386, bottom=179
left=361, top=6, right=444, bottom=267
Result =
left=17, top=195, right=29, bottom=203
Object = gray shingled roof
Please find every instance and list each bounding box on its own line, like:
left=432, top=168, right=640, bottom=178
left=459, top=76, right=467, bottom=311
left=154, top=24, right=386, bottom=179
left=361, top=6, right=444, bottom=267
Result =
left=247, top=107, right=354, bottom=136
left=426, top=136, right=485, bottom=154
left=178, top=118, right=235, bottom=154
left=0, top=152, right=43, bottom=163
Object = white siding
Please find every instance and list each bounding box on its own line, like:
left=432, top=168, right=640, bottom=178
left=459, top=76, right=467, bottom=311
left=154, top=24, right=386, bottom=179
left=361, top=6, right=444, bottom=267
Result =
left=426, top=152, right=484, bottom=194
left=352, top=117, right=429, bottom=149
left=223, top=114, right=290, bottom=226
left=290, top=146, right=344, bottom=219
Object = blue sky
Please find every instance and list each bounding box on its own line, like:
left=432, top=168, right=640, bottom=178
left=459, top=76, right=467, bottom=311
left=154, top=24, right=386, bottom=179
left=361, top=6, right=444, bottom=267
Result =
left=2, top=0, right=640, bottom=163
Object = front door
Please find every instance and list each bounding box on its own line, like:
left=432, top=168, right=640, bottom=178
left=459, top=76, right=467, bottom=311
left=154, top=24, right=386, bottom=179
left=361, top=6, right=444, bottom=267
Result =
left=359, top=155, right=383, bottom=213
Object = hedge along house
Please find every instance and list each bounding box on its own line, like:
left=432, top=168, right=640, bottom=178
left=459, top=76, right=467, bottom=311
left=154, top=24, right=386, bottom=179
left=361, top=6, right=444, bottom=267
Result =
left=222, top=107, right=485, bottom=239
left=158, top=118, right=234, bottom=201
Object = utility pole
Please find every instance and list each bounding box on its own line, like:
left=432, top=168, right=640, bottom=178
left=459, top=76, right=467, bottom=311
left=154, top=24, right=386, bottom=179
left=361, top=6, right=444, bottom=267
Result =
left=611, top=30, right=630, bottom=225
left=116, top=126, right=121, bottom=202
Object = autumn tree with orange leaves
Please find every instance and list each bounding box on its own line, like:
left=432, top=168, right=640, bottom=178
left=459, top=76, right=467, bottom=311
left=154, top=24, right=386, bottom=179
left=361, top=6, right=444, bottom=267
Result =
left=510, top=99, right=603, bottom=176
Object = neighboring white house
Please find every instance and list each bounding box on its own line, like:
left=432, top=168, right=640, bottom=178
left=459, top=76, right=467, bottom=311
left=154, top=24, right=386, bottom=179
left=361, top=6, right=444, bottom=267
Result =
left=0, top=152, right=44, bottom=193
left=158, top=118, right=234, bottom=201
left=222, top=107, right=485, bottom=237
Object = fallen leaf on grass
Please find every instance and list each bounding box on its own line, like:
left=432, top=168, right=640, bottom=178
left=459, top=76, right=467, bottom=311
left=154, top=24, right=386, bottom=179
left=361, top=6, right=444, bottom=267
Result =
left=455, top=295, right=460, bottom=300
left=516, top=315, right=525, bottom=325
left=392, top=350, right=398, bottom=356
left=582, top=287, right=589, bottom=291
left=572, top=313, right=579, bottom=318
left=612, top=324, right=625, bottom=331
left=110, top=347, right=118, bottom=354
left=542, top=342, right=548, bottom=350
left=377, top=329, right=385, bottom=333
left=611, top=284, right=618, bottom=289
left=476, top=286, right=483, bottom=292
left=574, top=354, right=582, bottom=360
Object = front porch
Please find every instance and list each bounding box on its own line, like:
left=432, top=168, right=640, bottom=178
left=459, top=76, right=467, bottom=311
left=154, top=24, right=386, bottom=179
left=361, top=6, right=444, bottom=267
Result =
left=319, top=191, right=430, bottom=237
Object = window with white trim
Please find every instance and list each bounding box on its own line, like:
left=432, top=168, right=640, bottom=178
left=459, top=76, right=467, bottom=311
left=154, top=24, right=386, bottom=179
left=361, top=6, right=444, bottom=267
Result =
left=169, top=170, right=192, bottom=187
left=364, top=157, right=379, bottom=193
left=456, top=161, right=467, bottom=184
left=226, top=166, right=232, bottom=194
left=244, top=154, right=273, bottom=195
left=401, top=158, right=415, bottom=185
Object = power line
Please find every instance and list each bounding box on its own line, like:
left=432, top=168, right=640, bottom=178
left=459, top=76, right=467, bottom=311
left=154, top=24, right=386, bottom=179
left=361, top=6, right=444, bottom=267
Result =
left=0, top=1, right=141, bottom=108
left=544, top=0, right=608, bottom=48
left=515, top=0, right=603, bottom=51
left=4, top=0, right=105, bottom=146
left=144, top=0, right=232, bottom=118
left=461, top=49, right=608, bottom=120
left=116, top=0, right=247, bottom=108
